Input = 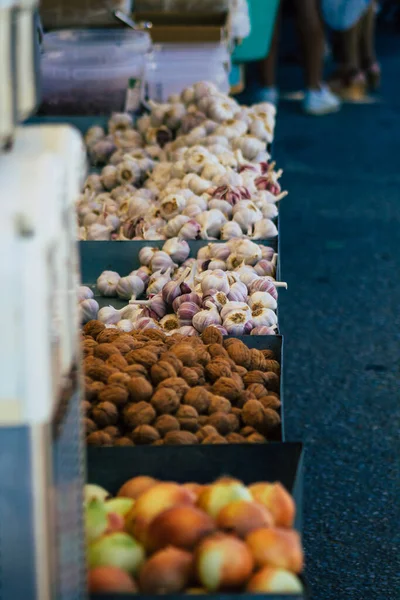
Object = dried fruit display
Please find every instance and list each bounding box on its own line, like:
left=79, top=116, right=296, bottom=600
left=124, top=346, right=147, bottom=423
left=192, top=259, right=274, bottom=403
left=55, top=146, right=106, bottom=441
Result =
left=84, top=476, right=304, bottom=595
left=82, top=326, right=281, bottom=445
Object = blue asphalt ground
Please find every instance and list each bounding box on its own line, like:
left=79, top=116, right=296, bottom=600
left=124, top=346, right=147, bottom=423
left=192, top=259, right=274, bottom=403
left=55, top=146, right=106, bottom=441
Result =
left=246, top=30, right=400, bottom=600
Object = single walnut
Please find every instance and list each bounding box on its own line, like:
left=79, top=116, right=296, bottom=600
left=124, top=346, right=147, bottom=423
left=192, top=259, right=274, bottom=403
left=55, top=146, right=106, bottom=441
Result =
left=123, top=364, right=148, bottom=378
left=83, top=320, right=105, bottom=338
left=151, top=388, right=180, bottom=415
left=183, top=387, right=210, bottom=414
left=176, top=405, right=199, bottom=432
left=112, top=341, right=132, bottom=355
left=83, top=356, right=104, bottom=370
left=195, top=346, right=211, bottom=366
left=262, top=372, right=280, bottom=393
left=160, top=352, right=183, bottom=374
left=127, top=377, right=153, bottom=403
left=231, top=407, right=242, bottom=421
left=212, top=377, right=241, bottom=402
left=243, top=371, right=268, bottom=387
left=201, top=326, right=223, bottom=345
left=155, top=414, right=180, bottom=437
left=202, top=433, right=228, bottom=445
left=249, top=348, right=267, bottom=371
left=116, top=334, right=138, bottom=348
left=198, top=415, right=209, bottom=426
left=85, top=380, right=105, bottom=402
left=234, top=365, right=248, bottom=377
left=132, top=425, right=160, bottom=445
left=196, top=425, right=218, bottom=442
left=84, top=418, right=97, bottom=434
left=142, top=329, right=167, bottom=341
left=226, top=433, right=247, bottom=444
left=108, top=372, right=131, bottom=388
left=94, top=343, right=121, bottom=360
left=190, top=365, right=205, bottom=385
left=264, top=359, right=280, bottom=374
left=96, top=329, right=121, bottom=344
left=92, top=402, right=119, bottom=428
left=240, top=426, right=257, bottom=437
left=207, top=412, right=233, bottom=436
left=86, top=431, right=113, bottom=446
left=208, top=395, right=232, bottom=415
left=180, top=367, right=200, bottom=386
left=106, top=354, right=128, bottom=370
left=261, top=349, right=275, bottom=360
left=123, top=402, right=156, bottom=429
left=166, top=333, right=185, bottom=345
left=82, top=338, right=98, bottom=354
left=126, top=349, right=158, bottom=368
left=115, top=437, right=134, bottom=446
left=225, top=340, right=252, bottom=369
left=247, top=432, right=267, bottom=444
left=246, top=383, right=267, bottom=399
left=82, top=400, right=91, bottom=415
left=205, top=361, right=232, bottom=383
left=263, top=408, right=281, bottom=431
left=207, top=343, right=230, bottom=360
left=259, top=395, right=281, bottom=410
left=98, top=385, right=129, bottom=408
left=226, top=413, right=240, bottom=432
left=223, top=338, right=238, bottom=349
left=157, top=377, right=189, bottom=399
left=150, top=361, right=177, bottom=386
left=103, top=426, right=120, bottom=439
left=163, top=431, right=198, bottom=445
left=231, top=372, right=245, bottom=391
left=170, top=343, right=197, bottom=366
left=86, top=363, right=117, bottom=384
left=235, top=389, right=256, bottom=409
left=242, top=400, right=266, bottom=434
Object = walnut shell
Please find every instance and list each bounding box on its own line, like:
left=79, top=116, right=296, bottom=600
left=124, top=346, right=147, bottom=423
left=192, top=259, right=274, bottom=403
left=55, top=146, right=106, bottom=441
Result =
left=246, top=383, right=267, bottom=399
left=195, top=346, right=211, bottom=366
left=262, top=372, right=280, bottom=393
left=82, top=338, right=97, bottom=355
left=163, top=431, right=198, bottom=445
left=231, top=372, right=245, bottom=390
left=106, top=354, right=128, bottom=370
left=204, top=361, right=232, bottom=383
left=225, top=340, right=251, bottom=369
left=176, top=405, right=199, bottom=432
left=157, top=377, right=189, bottom=399
left=231, top=407, right=242, bottom=421
left=85, top=363, right=117, bottom=384
left=98, top=384, right=129, bottom=407
left=96, top=329, right=121, bottom=344
left=115, top=437, right=134, bottom=446
left=86, top=431, right=113, bottom=446
left=190, top=365, right=206, bottom=385
left=123, top=402, right=156, bottom=429
left=142, top=329, right=167, bottom=341
left=249, top=348, right=267, bottom=371
left=91, top=402, right=119, bottom=427
left=226, top=433, right=247, bottom=444
left=198, top=415, right=209, bottom=427
left=83, top=320, right=105, bottom=338
left=247, top=432, right=267, bottom=444
left=132, top=425, right=160, bottom=445
left=84, top=417, right=97, bottom=434
left=127, top=377, right=153, bottom=403
left=201, top=326, right=223, bottom=345
left=242, top=400, right=266, bottom=434
left=82, top=400, right=91, bottom=415
left=170, top=343, right=197, bottom=366
left=112, top=341, right=132, bottom=355
left=116, top=334, right=138, bottom=350
left=207, top=343, right=230, bottom=360
left=202, top=433, right=228, bottom=444
left=103, top=426, right=120, bottom=439
left=259, top=395, right=281, bottom=410
left=150, top=361, right=177, bottom=386
left=85, top=380, right=105, bottom=402
left=124, top=364, right=148, bottom=378
left=261, top=349, right=275, bottom=360
left=151, top=388, right=180, bottom=415
left=208, top=395, right=232, bottom=415
left=207, top=412, right=233, bottom=436
left=183, top=387, right=210, bottom=414
left=235, top=389, right=256, bottom=409
left=264, top=360, right=280, bottom=375
left=126, top=349, right=158, bottom=368
left=212, top=377, right=241, bottom=402
left=196, top=425, right=219, bottom=442
left=263, top=408, right=281, bottom=431
left=243, top=370, right=268, bottom=387
left=234, top=365, right=248, bottom=377
left=94, top=343, right=121, bottom=360
left=160, top=352, right=183, bottom=374
left=155, top=414, right=180, bottom=437
left=226, top=413, right=240, bottom=432
left=180, top=367, right=200, bottom=386
left=108, top=372, right=131, bottom=388
left=240, top=426, right=257, bottom=437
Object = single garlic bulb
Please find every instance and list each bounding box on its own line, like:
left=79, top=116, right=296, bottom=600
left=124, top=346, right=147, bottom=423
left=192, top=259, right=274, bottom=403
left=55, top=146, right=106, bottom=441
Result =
left=97, top=271, right=120, bottom=296
left=160, top=194, right=186, bottom=220
left=80, top=299, right=99, bottom=323
left=248, top=291, right=277, bottom=311
left=101, top=165, right=118, bottom=190
left=116, top=275, right=145, bottom=300
left=251, top=307, right=278, bottom=328
left=192, top=303, right=221, bottom=333
left=223, top=311, right=252, bottom=335
left=162, top=238, right=190, bottom=263
left=97, top=305, right=122, bottom=325
left=220, top=221, right=243, bottom=240
left=78, top=286, right=94, bottom=302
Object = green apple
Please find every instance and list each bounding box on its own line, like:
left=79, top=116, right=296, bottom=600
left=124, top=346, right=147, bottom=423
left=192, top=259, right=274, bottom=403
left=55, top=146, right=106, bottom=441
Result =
left=105, top=497, right=134, bottom=517
left=88, top=532, right=145, bottom=575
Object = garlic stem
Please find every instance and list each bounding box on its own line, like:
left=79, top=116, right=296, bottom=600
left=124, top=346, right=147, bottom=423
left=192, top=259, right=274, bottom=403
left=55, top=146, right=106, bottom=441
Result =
left=271, top=281, right=288, bottom=289
left=275, top=191, right=288, bottom=202
left=272, top=254, right=278, bottom=268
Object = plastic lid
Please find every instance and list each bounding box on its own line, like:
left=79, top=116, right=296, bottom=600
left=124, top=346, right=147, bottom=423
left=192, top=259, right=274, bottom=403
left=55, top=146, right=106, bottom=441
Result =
left=44, top=28, right=151, bottom=54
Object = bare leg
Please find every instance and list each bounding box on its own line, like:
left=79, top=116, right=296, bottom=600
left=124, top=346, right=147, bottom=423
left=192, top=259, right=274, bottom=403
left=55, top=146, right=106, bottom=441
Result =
left=359, top=2, right=377, bottom=67
left=292, top=0, right=325, bottom=89
left=258, top=3, right=281, bottom=88
left=329, top=21, right=367, bottom=100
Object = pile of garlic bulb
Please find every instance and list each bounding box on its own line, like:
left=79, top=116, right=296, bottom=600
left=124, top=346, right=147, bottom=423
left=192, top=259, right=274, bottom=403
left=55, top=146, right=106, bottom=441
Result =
left=79, top=239, right=286, bottom=336
left=77, top=82, right=285, bottom=242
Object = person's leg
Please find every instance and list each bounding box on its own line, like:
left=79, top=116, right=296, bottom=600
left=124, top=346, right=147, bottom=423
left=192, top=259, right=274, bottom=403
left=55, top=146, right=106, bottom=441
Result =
left=329, top=21, right=367, bottom=100
left=359, top=2, right=380, bottom=89
left=292, top=0, right=325, bottom=89
left=258, top=3, right=281, bottom=88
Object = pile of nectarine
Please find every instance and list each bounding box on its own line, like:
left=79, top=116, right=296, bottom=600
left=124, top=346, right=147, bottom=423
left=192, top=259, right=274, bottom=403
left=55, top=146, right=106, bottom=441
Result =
left=85, top=475, right=304, bottom=595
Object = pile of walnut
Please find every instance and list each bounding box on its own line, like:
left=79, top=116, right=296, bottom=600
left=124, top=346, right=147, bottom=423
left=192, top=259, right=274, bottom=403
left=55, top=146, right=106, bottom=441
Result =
left=83, top=323, right=281, bottom=446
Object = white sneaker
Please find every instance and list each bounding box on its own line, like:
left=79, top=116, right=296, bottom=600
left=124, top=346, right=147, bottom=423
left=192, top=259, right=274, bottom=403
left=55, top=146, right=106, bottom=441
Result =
left=254, top=86, right=279, bottom=107
left=303, top=85, right=341, bottom=115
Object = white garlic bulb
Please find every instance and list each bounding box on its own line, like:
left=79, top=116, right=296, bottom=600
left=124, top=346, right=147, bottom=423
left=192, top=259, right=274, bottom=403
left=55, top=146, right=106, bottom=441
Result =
left=78, top=286, right=94, bottom=302
left=116, top=319, right=134, bottom=332
left=220, top=221, right=243, bottom=240
left=220, top=302, right=251, bottom=321
left=232, top=136, right=266, bottom=160
left=116, top=275, right=145, bottom=300
left=162, top=238, right=190, bottom=263
left=251, top=219, right=278, bottom=239
left=251, top=307, right=278, bottom=328
left=248, top=291, right=277, bottom=311
left=101, top=165, right=118, bottom=190
left=223, top=311, right=253, bottom=335
left=163, top=215, right=190, bottom=238
left=192, top=304, right=221, bottom=333
left=80, top=298, right=99, bottom=323
left=160, top=194, right=186, bottom=220
left=200, top=269, right=230, bottom=295
left=98, top=305, right=122, bottom=325
left=234, top=239, right=263, bottom=265
left=97, top=271, right=120, bottom=296
left=87, top=223, right=112, bottom=240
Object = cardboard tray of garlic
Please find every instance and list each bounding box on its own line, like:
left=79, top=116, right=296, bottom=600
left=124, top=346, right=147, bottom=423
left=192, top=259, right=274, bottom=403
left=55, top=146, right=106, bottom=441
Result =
left=76, top=81, right=285, bottom=243
left=78, top=239, right=286, bottom=337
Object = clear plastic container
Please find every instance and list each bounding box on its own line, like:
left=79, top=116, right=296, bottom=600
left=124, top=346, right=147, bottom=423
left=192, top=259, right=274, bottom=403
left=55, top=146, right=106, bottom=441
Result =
left=40, top=29, right=151, bottom=115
